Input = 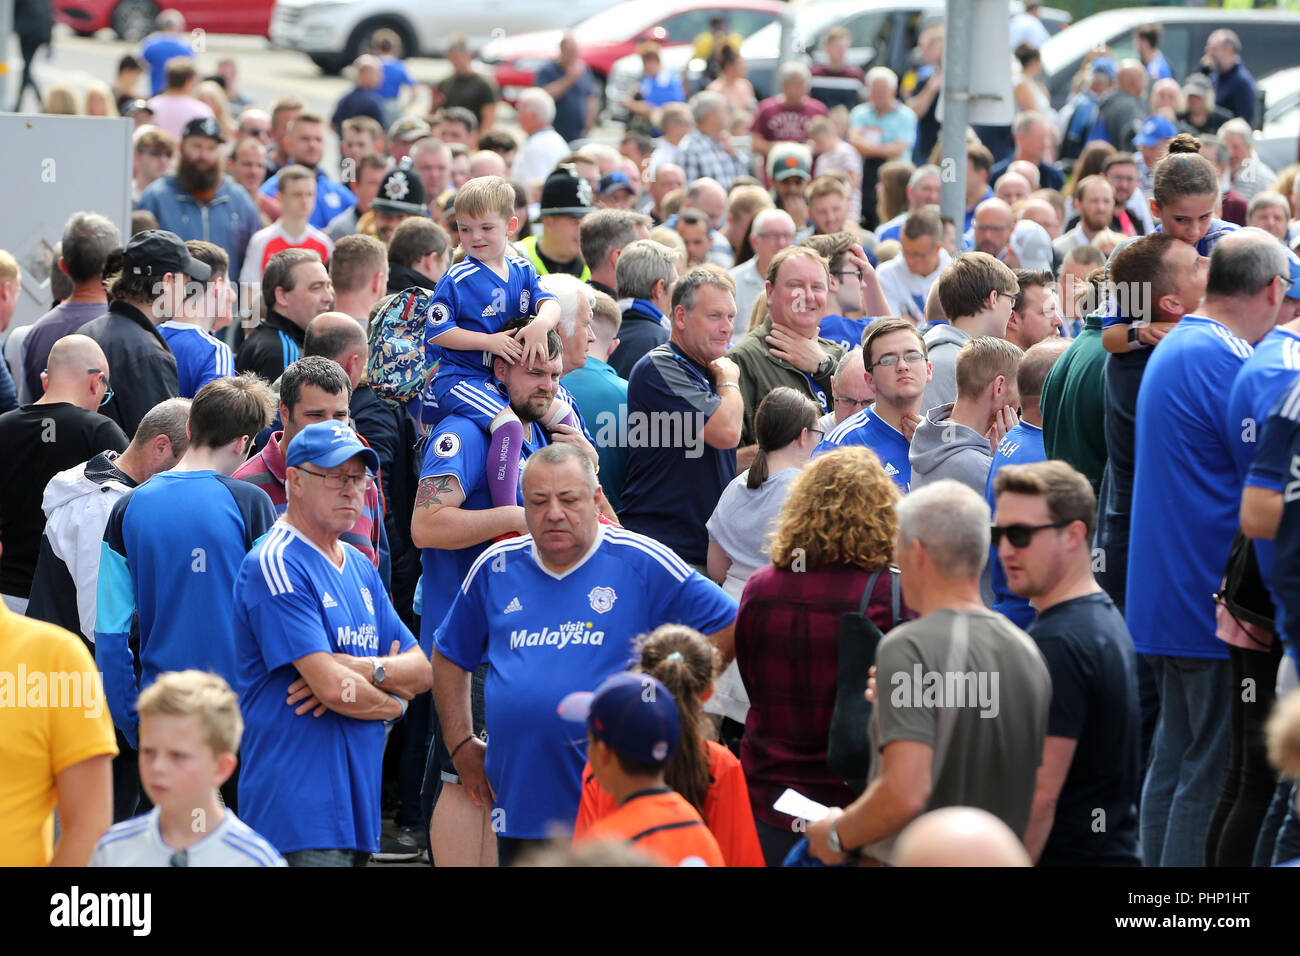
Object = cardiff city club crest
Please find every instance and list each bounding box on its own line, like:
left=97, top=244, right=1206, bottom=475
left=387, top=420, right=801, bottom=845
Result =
left=588, top=586, right=616, bottom=614
left=384, top=170, right=411, bottom=201
left=520, top=288, right=530, bottom=313
left=361, top=587, right=375, bottom=616
left=432, top=432, right=461, bottom=458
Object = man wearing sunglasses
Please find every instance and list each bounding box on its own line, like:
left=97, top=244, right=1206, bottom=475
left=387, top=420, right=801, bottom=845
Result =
left=234, top=421, right=430, bottom=866
left=993, top=461, right=1141, bottom=867
left=0, top=335, right=126, bottom=615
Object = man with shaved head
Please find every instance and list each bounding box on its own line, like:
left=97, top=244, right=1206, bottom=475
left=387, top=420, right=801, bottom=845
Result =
left=1018, top=197, right=1061, bottom=241
left=468, top=150, right=507, bottom=180
left=648, top=162, right=686, bottom=224
left=994, top=171, right=1032, bottom=208
left=1096, top=60, right=1147, bottom=149
left=0, top=335, right=128, bottom=613
left=894, top=807, right=1033, bottom=867
left=1008, top=159, right=1040, bottom=191
left=972, top=198, right=1014, bottom=258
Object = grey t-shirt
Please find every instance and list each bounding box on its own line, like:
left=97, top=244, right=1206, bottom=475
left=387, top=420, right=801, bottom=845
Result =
left=865, top=608, right=1052, bottom=862
left=705, top=466, right=801, bottom=599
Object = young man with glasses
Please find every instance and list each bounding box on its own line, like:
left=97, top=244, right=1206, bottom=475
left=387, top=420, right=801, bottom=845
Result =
left=97, top=375, right=277, bottom=817
left=815, top=318, right=930, bottom=492
left=233, top=356, right=387, bottom=572
left=993, top=460, right=1141, bottom=867
left=0, top=335, right=127, bottom=614
left=234, top=421, right=430, bottom=866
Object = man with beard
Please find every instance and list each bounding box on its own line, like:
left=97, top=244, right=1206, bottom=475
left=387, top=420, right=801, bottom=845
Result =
left=1053, top=176, right=1117, bottom=260
left=259, top=113, right=358, bottom=230
left=137, top=117, right=261, bottom=282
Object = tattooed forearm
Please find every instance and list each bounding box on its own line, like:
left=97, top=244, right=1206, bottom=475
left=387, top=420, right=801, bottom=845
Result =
left=416, top=475, right=455, bottom=509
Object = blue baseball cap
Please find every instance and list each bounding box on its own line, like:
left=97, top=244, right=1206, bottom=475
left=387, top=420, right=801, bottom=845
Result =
left=558, top=672, right=680, bottom=766
left=1090, top=56, right=1117, bottom=79
left=1286, top=248, right=1300, bottom=300
left=598, top=171, right=635, bottom=196
left=1133, top=115, right=1178, bottom=147
left=286, top=421, right=379, bottom=472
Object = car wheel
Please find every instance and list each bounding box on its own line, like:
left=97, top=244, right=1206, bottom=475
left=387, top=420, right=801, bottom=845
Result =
left=344, top=18, right=418, bottom=65
left=311, top=54, right=349, bottom=75
left=111, top=0, right=159, bottom=42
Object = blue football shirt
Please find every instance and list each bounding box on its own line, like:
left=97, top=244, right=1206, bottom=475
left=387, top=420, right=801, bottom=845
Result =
left=814, top=405, right=912, bottom=490
left=818, top=314, right=873, bottom=351
left=1127, top=315, right=1252, bottom=658
left=96, top=471, right=276, bottom=747
left=233, top=521, right=417, bottom=855
left=417, top=412, right=551, bottom=653
left=425, top=255, right=554, bottom=381
left=985, top=421, right=1047, bottom=630
left=433, top=525, right=738, bottom=838
left=1245, top=373, right=1300, bottom=642
left=159, top=322, right=236, bottom=398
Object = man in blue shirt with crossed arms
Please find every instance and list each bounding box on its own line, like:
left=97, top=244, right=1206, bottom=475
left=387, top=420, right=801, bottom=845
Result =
left=233, top=421, right=432, bottom=866
left=432, top=442, right=737, bottom=867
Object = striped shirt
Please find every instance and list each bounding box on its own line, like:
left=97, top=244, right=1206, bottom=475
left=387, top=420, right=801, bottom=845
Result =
left=159, top=322, right=236, bottom=398
left=91, top=807, right=286, bottom=867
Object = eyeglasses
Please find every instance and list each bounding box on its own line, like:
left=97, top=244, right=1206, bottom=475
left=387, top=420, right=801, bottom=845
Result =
left=295, top=467, right=375, bottom=492
left=869, top=350, right=925, bottom=370
left=833, top=269, right=864, bottom=281
left=87, top=368, right=113, bottom=407
left=808, top=428, right=824, bottom=439
left=1274, top=273, right=1294, bottom=291
left=835, top=396, right=872, bottom=409
left=169, top=849, right=189, bottom=867
left=990, top=521, right=1071, bottom=548
left=755, top=232, right=795, bottom=242
left=242, top=127, right=271, bottom=137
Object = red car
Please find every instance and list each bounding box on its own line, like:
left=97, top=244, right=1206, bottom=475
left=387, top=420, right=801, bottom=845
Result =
left=55, top=0, right=273, bottom=41
left=480, top=0, right=787, bottom=103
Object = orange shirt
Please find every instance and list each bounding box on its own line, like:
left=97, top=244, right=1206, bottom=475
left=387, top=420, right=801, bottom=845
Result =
left=574, top=740, right=766, bottom=867
left=579, top=788, right=725, bottom=867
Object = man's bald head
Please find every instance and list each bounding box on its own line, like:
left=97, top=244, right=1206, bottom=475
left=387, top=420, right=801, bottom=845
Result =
left=305, top=312, right=369, bottom=389
left=893, top=808, right=1032, bottom=867
left=47, top=334, right=108, bottom=377
left=469, top=150, right=507, bottom=179
left=1117, top=60, right=1147, bottom=98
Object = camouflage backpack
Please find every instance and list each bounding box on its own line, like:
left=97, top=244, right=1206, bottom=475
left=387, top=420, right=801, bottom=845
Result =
left=366, top=285, right=438, bottom=412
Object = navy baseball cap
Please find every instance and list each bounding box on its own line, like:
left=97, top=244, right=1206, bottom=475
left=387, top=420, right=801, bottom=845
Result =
left=123, top=229, right=211, bottom=281
left=1133, top=115, right=1177, bottom=147
left=286, top=421, right=380, bottom=472
left=559, top=672, right=680, bottom=766
left=598, top=171, right=634, bottom=196
left=182, top=116, right=225, bottom=142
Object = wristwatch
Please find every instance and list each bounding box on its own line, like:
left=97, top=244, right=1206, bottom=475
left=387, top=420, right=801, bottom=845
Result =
left=370, top=657, right=386, bottom=686
left=815, top=356, right=834, bottom=378
left=827, top=817, right=845, bottom=855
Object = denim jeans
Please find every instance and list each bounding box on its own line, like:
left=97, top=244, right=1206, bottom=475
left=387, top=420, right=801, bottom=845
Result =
left=1255, top=781, right=1300, bottom=865
left=284, top=849, right=370, bottom=867
left=1140, top=654, right=1232, bottom=866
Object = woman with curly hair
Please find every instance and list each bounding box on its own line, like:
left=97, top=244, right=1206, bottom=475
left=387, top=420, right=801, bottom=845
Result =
left=734, top=446, right=914, bottom=865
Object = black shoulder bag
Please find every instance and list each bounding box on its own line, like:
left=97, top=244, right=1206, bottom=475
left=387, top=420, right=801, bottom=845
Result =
left=827, top=566, right=901, bottom=796
left=1214, top=530, right=1277, bottom=644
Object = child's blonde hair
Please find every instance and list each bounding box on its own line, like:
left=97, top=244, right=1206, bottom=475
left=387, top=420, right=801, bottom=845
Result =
left=1267, top=690, right=1300, bottom=780
left=454, top=175, right=515, bottom=222
left=137, top=670, right=243, bottom=756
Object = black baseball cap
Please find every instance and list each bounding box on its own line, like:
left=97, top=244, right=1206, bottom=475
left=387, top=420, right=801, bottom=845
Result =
left=182, top=116, right=225, bottom=143
left=122, top=229, right=212, bottom=280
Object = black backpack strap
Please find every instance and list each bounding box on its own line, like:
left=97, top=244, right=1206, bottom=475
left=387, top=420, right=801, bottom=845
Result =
left=890, top=567, right=901, bottom=627
left=858, top=566, right=885, bottom=615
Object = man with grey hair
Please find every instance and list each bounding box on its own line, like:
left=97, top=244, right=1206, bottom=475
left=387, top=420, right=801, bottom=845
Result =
left=817, top=348, right=872, bottom=436
left=1127, top=227, right=1288, bottom=867
left=806, top=478, right=1051, bottom=865
left=990, top=111, right=1065, bottom=192
left=649, top=105, right=694, bottom=174
left=539, top=273, right=597, bottom=376
left=621, top=267, right=742, bottom=568
left=579, top=208, right=653, bottom=299
left=750, top=60, right=828, bottom=162
left=431, top=439, right=736, bottom=866
left=1219, top=118, right=1277, bottom=204
left=877, top=164, right=942, bottom=243
left=647, top=161, right=686, bottom=223
left=849, top=66, right=915, bottom=231
left=25, top=211, right=122, bottom=400
left=729, top=209, right=796, bottom=341
left=29, top=397, right=191, bottom=645
left=677, top=91, right=748, bottom=191
left=512, top=87, right=569, bottom=190
left=609, top=239, right=679, bottom=378
left=1196, top=28, right=1256, bottom=125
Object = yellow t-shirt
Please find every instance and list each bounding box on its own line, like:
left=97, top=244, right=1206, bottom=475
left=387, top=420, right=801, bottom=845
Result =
left=0, top=605, right=118, bottom=866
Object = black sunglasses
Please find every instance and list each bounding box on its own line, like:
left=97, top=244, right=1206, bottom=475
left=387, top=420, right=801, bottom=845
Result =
left=990, top=521, right=1071, bottom=548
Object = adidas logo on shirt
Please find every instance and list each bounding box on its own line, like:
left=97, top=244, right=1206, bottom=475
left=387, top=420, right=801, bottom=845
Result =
left=322, top=592, right=338, bottom=609
left=884, top=463, right=900, bottom=477
left=504, top=597, right=523, bottom=614
left=482, top=304, right=497, bottom=317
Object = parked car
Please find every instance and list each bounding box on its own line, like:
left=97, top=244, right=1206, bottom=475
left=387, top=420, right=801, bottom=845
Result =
left=55, top=0, right=273, bottom=40
left=1255, top=67, right=1300, bottom=174
left=1041, top=7, right=1300, bottom=112
left=606, top=0, right=1069, bottom=120
left=480, top=0, right=786, bottom=105
left=270, top=0, right=609, bottom=74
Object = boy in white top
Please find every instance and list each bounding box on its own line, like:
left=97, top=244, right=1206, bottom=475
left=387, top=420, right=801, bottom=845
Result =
left=90, top=671, right=286, bottom=867
left=876, top=207, right=951, bottom=325
left=241, top=165, right=334, bottom=288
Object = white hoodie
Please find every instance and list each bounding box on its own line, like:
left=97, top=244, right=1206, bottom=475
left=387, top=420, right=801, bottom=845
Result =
left=35, top=452, right=136, bottom=642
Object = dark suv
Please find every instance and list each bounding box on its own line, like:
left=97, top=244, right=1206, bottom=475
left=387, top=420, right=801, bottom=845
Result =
left=1041, top=7, right=1300, bottom=113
